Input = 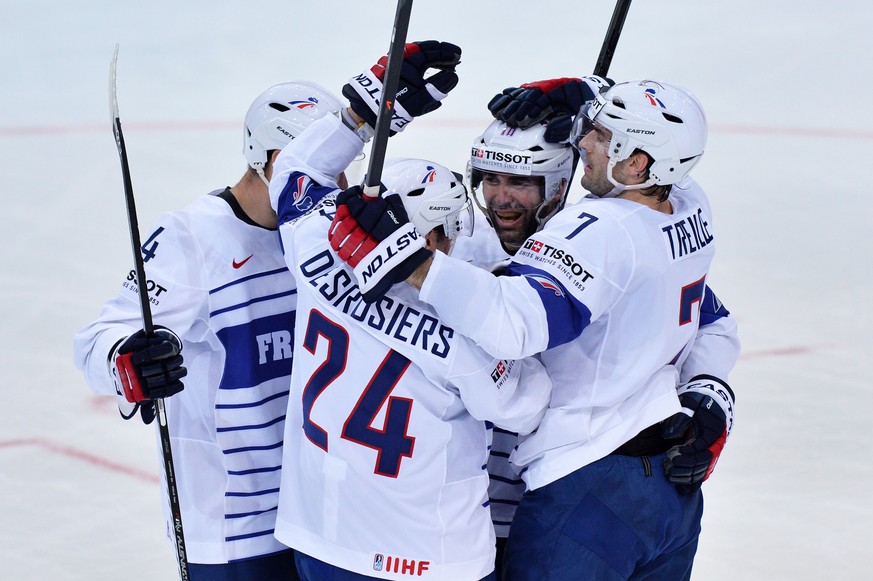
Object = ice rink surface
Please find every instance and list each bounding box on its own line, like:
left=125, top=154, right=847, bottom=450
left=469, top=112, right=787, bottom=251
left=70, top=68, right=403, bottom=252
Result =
left=2, top=1, right=871, bottom=579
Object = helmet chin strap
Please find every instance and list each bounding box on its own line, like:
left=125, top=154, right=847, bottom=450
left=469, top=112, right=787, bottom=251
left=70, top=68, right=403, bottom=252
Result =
left=591, top=159, right=658, bottom=198
left=256, top=167, right=270, bottom=188
left=533, top=198, right=561, bottom=231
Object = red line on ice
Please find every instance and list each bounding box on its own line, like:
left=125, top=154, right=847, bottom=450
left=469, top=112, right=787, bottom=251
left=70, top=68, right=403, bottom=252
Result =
left=1, top=120, right=872, bottom=140
left=739, top=345, right=829, bottom=359
left=0, top=437, right=159, bottom=484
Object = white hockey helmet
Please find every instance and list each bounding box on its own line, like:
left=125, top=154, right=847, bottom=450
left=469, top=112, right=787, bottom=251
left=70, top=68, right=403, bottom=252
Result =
left=572, top=80, right=707, bottom=190
left=381, top=158, right=473, bottom=240
left=243, top=81, right=343, bottom=179
left=468, top=119, right=576, bottom=205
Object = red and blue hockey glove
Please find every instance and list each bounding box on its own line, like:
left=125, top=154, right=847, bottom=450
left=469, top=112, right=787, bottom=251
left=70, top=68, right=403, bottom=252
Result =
left=112, top=326, right=186, bottom=404
left=328, top=186, right=431, bottom=303
left=343, top=40, right=461, bottom=136
left=488, top=76, right=612, bottom=142
left=661, top=375, right=735, bottom=495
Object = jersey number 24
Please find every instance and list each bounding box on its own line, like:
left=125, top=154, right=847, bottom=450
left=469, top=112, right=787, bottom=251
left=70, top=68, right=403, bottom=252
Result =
left=300, top=309, right=416, bottom=478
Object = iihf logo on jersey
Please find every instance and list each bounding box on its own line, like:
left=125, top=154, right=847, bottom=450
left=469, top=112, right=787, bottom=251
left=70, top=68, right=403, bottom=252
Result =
left=644, top=88, right=666, bottom=108
left=372, top=552, right=431, bottom=576
left=288, top=97, right=318, bottom=109
left=421, top=166, right=437, bottom=184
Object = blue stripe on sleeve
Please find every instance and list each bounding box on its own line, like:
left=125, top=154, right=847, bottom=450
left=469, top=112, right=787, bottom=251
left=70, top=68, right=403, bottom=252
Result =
left=700, top=285, right=731, bottom=326
left=504, top=263, right=593, bottom=350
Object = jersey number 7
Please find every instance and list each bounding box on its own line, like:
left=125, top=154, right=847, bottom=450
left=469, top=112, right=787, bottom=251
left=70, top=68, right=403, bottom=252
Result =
left=301, top=309, right=416, bottom=478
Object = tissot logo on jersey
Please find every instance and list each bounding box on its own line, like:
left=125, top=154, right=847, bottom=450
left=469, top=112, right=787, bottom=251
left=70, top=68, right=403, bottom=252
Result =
left=520, top=238, right=595, bottom=286
left=372, top=553, right=431, bottom=577
left=660, top=206, right=714, bottom=261
left=123, top=270, right=169, bottom=306
left=490, top=359, right=516, bottom=385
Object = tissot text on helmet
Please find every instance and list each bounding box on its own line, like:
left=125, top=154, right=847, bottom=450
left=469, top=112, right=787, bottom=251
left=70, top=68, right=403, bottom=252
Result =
left=471, top=147, right=533, bottom=166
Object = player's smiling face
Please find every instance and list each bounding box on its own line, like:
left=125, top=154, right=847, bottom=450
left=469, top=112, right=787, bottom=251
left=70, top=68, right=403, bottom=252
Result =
left=482, top=172, right=544, bottom=251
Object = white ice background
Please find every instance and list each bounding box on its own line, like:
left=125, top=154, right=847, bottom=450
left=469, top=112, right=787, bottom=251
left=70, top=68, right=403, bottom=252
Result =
left=1, top=1, right=871, bottom=579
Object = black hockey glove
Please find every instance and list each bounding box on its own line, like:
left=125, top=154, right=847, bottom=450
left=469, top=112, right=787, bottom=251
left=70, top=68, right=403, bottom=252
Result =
left=488, top=76, right=612, bottom=142
left=112, top=326, right=186, bottom=405
left=343, top=40, right=461, bottom=136
left=328, top=186, right=431, bottom=303
left=661, top=375, right=735, bottom=495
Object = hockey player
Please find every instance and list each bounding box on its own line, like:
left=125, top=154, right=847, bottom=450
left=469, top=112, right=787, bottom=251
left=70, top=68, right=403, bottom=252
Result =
left=73, top=80, right=345, bottom=580
left=455, top=103, right=738, bottom=577
left=271, top=153, right=550, bottom=581
left=331, top=79, right=736, bottom=580
left=73, top=37, right=463, bottom=578
left=266, top=41, right=546, bottom=581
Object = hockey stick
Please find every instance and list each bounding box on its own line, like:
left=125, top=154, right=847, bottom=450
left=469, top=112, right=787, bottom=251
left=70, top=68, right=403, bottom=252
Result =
left=109, top=45, right=189, bottom=581
left=593, top=0, right=633, bottom=77
left=362, top=0, right=414, bottom=199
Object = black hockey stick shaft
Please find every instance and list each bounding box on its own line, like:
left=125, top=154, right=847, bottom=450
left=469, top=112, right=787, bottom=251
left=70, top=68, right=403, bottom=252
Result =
left=594, top=0, right=633, bottom=77
left=109, top=45, right=189, bottom=581
left=363, top=0, right=414, bottom=198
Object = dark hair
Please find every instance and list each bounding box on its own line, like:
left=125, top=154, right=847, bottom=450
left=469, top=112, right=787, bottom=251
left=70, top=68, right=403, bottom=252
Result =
left=634, top=149, right=672, bottom=202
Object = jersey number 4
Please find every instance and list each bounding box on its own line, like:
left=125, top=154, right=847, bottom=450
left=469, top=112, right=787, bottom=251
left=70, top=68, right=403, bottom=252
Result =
left=301, top=309, right=416, bottom=478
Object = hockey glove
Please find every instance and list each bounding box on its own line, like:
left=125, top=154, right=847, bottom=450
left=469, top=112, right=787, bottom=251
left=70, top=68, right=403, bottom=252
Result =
left=661, top=375, right=735, bottom=495
left=343, top=40, right=462, bottom=136
left=112, top=326, right=186, bottom=404
left=328, top=186, right=431, bottom=303
left=488, top=76, right=612, bottom=142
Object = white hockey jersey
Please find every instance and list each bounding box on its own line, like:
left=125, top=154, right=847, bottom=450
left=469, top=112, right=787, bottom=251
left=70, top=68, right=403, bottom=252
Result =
left=451, top=204, right=739, bottom=532
left=268, top=116, right=552, bottom=580
left=421, top=179, right=720, bottom=490
left=73, top=190, right=296, bottom=564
